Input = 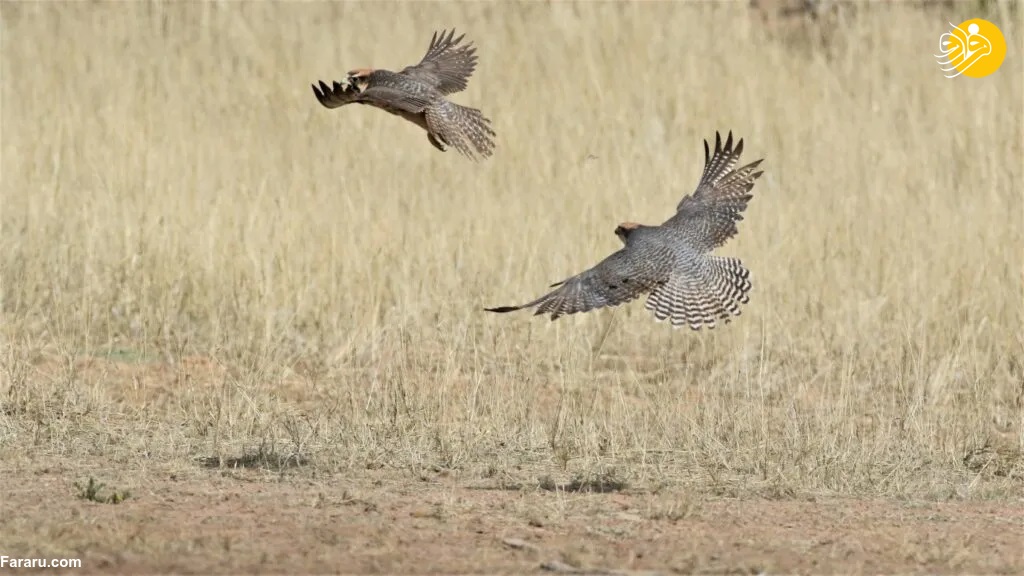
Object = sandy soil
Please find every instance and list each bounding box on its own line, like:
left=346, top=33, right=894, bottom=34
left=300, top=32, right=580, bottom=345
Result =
left=2, top=464, right=1021, bottom=575
left=2, top=355, right=1021, bottom=574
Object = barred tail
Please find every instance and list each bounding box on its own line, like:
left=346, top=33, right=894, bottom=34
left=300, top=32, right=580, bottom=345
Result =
left=644, top=256, right=752, bottom=330
left=426, top=101, right=496, bottom=161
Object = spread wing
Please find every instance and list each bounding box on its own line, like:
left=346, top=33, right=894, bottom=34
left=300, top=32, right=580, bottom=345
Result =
left=312, top=80, right=431, bottom=113
left=399, top=29, right=478, bottom=95
left=312, top=80, right=361, bottom=109
left=485, top=249, right=665, bottom=321
left=662, top=131, right=765, bottom=252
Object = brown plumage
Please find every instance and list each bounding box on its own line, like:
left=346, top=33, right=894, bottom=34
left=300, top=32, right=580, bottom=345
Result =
left=312, top=29, right=495, bottom=161
left=486, top=131, right=765, bottom=330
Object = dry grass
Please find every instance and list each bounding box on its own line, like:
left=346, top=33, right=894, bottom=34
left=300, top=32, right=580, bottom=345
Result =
left=1, top=2, right=1023, bottom=563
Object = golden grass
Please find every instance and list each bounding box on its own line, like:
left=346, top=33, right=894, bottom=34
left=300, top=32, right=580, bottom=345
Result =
left=1, top=1, right=1022, bottom=501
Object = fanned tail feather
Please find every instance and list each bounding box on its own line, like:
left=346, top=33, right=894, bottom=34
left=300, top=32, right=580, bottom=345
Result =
left=644, top=256, right=751, bottom=330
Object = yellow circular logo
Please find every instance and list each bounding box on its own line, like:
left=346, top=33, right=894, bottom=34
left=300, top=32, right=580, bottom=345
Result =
left=936, top=18, right=1007, bottom=79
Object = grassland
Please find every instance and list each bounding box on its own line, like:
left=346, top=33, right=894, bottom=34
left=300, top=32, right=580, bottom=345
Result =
left=1, top=1, right=1022, bottom=573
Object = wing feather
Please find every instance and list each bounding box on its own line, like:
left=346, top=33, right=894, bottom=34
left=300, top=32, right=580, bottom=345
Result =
left=357, top=85, right=432, bottom=113
left=400, top=29, right=479, bottom=95
left=312, top=80, right=431, bottom=113
left=485, top=249, right=663, bottom=321
left=311, top=80, right=361, bottom=109
left=662, top=130, right=765, bottom=251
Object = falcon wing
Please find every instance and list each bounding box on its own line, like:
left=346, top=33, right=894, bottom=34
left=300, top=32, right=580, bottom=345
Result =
left=399, top=29, right=478, bottom=95
left=312, top=80, right=431, bottom=113
left=485, top=249, right=664, bottom=321
left=662, top=131, right=765, bottom=252
left=356, top=85, right=432, bottom=112
left=312, top=80, right=361, bottom=109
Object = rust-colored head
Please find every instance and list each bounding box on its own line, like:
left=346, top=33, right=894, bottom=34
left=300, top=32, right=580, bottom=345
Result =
left=614, top=221, right=642, bottom=244
left=346, top=68, right=374, bottom=91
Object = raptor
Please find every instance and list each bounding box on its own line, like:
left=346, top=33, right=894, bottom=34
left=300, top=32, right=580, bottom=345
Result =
left=312, top=29, right=495, bottom=161
left=486, top=131, right=765, bottom=330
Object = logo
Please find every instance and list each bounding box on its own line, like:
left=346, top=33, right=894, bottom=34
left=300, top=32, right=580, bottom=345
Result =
left=935, top=19, right=1006, bottom=79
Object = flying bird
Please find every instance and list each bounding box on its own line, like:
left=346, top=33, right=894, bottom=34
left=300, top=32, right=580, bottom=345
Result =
left=312, top=29, right=495, bottom=161
left=485, top=131, right=765, bottom=330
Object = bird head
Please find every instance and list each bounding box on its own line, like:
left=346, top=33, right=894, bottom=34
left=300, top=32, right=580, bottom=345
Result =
left=346, top=68, right=374, bottom=92
left=614, top=222, right=642, bottom=244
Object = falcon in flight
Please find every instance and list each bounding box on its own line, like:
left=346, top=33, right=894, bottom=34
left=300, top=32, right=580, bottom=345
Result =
left=486, top=131, right=765, bottom=330
left=312, top=29, right=495, bottom=161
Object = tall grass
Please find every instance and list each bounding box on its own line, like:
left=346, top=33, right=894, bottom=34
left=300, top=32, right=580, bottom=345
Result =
left=1, top=1, right=1021, bottom=497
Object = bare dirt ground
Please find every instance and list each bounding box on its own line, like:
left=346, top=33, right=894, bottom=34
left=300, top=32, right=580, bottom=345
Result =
left=2, top=345, right=1023, bottom=574
left=1, top=352, right=1021, bottom=575
left=3, top=462, right=1022, bottom=575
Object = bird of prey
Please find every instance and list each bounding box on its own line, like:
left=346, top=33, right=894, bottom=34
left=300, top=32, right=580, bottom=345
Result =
left=485, top=131, right=765, bottom=330
left=312, top=29, right=495, bottom=161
